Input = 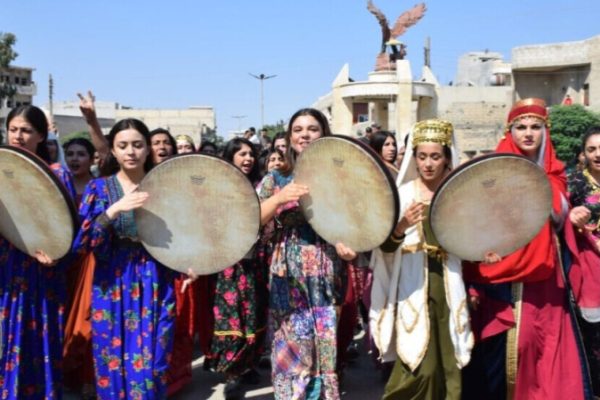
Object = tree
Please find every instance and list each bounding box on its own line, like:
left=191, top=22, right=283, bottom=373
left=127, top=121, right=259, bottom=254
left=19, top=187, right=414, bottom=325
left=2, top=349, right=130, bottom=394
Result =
left=201, top=126, right=225, bottom=147
left=0, top=32, right=18, bottom=108
left=549, top=104, right=600, bottom=165
left=261, top=119, right=286, bottom=138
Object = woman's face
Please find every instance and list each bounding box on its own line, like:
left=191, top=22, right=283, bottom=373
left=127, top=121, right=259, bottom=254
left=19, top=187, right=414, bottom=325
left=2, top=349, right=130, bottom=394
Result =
left=7, top=115, right=44, bottom=154
left=290, top=115, right=322, bottom=154
left=267, top=152, right=284, bottom=172
left=381, top=136, right=397, bottom=163
left=233, top=143, right=255, bottom=175
left=111, top=129, right=149, bottom=172
left=511, top=116, right=544, bottom=159
left=65, top=143, right=92, bottom=177
left=177, top=141, right=194, bottom=154
left=201, top=145, right=216, bottom=155
left=415, top=143, right=448, bottom=183
left=584, top=133, right=600, bottom=174
left=150, top=133, right=174, bottom=164
left=273, top=138, right=287, bottom=153
left=46, top=140, right=59, bottom=162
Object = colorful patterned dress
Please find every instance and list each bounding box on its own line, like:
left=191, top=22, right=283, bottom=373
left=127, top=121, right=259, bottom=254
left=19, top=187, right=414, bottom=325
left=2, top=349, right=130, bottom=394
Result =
left=73, top=175, right=176, bottom=399
left=257, top=170, right=345, bottom=400
left=0, top=164, right=75, bottom=400
left=569, top=168, right=600, bottom=396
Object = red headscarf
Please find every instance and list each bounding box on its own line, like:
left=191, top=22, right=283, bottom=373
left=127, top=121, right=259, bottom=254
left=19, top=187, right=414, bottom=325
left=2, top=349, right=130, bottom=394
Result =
left=464, top=98, right=567, bottom=283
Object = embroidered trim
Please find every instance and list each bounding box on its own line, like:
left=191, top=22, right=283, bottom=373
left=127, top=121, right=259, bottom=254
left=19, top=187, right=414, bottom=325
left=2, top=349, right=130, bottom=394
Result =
left=506, top=282, right=523, bottom=399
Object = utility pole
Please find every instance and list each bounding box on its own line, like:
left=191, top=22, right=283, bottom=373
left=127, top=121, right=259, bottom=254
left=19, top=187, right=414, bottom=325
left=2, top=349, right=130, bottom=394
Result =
left=48, top=74, right=54, bottom=121
left=424, top=36, right=431, bottom=68
left=249, top=73, right=276, bottom=129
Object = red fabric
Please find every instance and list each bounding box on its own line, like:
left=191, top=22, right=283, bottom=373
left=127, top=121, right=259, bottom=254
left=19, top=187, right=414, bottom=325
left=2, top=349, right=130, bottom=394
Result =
left=467, top=285, right=515, bottom=341
left=63, top=253, right=96, bottom=390
left=515, top=266, right=585, bottom=400
left=166, top=276, right=200, bottom=396
left=463, top=120, right=567, bottom=284
left=565, top=219, right=600, bottom=309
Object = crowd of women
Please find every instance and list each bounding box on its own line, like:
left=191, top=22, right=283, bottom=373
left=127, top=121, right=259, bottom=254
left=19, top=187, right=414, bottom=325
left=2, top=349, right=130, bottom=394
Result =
left=0, top=94, right=600, bottom=400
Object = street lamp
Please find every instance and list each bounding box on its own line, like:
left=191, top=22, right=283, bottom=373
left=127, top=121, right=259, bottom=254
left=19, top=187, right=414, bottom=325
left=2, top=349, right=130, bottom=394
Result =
left=231, top=115, right=247, bottom=133
left=249, top=73, right=276, bottom=129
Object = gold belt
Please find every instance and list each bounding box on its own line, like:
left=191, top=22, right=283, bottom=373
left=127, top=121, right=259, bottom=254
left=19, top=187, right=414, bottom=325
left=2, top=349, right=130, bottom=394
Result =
left=401, top=243, right=448, bottom=262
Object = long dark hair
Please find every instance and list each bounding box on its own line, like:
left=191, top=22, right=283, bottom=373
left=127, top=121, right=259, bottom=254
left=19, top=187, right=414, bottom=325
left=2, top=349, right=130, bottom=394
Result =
left=64, top=137, right=95, bottom=159
left=281, top=108, right=331, bottom=176
left=100, top=119, right=153, bottom=176
left=222, top=137, right=260, bottom=184
left=6, top=105, right=51, bottom=163
left=149, top=128, right=178, bottom=155
left=369, top=131, right=397, bottom=161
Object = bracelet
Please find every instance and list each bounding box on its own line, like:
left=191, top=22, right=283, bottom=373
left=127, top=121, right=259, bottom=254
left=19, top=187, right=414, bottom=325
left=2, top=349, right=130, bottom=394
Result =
left=390, top=232, right=406, bottom=244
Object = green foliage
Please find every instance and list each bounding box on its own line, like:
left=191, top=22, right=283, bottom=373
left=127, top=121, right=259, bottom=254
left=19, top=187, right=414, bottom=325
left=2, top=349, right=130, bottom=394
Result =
left=549, top=104, right=600, bottom=165
left=0, top=32, right=18, bottom=67
left=60, top=131, right=91, bottom=145
left=261, top=120, right=286, bottom=138
left=201, top=126, right=225, bottom=147
left=0, top=32, right=18, bottom=106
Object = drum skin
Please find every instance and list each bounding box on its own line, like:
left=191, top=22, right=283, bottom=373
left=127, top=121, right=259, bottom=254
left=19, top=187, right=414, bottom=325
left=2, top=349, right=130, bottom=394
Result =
left=135, top=154, right=260, bottom=275
left=0, top=146, right=77, bottom=260
left=430, top=153, right=552, bottom=261
left=294, top=135, right=399, bottom=252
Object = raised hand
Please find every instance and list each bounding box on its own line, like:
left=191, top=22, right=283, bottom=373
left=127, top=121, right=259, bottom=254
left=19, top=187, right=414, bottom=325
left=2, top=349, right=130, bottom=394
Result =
left=106, top=185, right=149, bottom=220
left=277, top=182, right=309, bottom=205
left=77, top=90, right=97, bottom=123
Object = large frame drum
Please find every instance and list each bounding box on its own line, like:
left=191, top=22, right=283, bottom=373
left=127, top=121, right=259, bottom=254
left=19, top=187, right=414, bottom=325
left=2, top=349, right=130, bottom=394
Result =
left=294, top=135, right=399, bottom=252
left=0, top=146, right=77, bottom=260
left=429, top=153, right=552, bottom=261
left=135, top=154, right=261, bottom=275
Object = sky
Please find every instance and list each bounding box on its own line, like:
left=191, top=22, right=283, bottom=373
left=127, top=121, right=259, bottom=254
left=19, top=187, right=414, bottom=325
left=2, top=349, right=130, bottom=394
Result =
left=1, top=0, right=599, bottom=137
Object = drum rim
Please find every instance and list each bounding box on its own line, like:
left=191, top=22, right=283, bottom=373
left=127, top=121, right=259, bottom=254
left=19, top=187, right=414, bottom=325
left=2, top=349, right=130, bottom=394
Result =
left=430, top=152, right=539, bottom=218
left=0, top=145, right=79, bottom=240
left=296, top=134, right=400, bottom=245
left=136, top=152, right=261, bottom=273
left=429, top=152, right=549, bottom=258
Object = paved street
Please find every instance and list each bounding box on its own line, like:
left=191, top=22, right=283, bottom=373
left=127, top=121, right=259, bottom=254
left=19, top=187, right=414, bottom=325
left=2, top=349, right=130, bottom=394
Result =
left=172, top=332, right=385, bottom=400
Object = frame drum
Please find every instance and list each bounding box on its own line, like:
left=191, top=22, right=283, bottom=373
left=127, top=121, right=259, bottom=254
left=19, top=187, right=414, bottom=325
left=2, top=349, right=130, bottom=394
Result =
left=0, top=146, right=77, bottom=260
left=135, top=154, right=261, bottom=275
left=294, top=135, right=399, bottom=252
left=430, top=153, right=552, bottom=261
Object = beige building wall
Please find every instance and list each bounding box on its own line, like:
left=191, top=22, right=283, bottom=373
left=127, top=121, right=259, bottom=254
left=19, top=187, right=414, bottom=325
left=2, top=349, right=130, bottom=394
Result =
left=437, top=86, right=513, bottom=160
left=116, top=107, right=216, bottom=147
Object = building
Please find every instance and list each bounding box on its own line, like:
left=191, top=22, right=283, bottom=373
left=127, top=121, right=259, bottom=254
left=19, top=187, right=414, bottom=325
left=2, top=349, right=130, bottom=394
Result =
left=116, top=106, right=216, bottom=146
left=0, top=65, right=37, bottom=139
left=313, top=35, right=600, bottom=161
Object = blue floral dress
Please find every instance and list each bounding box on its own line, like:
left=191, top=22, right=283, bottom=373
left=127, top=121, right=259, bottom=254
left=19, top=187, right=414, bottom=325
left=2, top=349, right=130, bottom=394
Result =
left=0, top=164, right=75, bottom=400
left=73, top=175, right=176, bottom=399
left=258, top=170, right=345, bottom=400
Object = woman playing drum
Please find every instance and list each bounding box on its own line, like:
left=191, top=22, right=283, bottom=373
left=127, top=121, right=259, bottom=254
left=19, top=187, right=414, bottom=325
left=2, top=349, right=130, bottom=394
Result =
left=258, top=108, right=356, bottom=400
left=0, top=105, right=76, bottom=399
left=370, top=119, right=473, bottom=400
left=462, top=98, right=586, bottom=400
left=72, top=119, right=186, bottom=399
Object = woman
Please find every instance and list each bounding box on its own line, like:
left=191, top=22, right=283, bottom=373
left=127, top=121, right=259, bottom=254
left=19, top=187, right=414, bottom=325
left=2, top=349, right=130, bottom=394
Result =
left=567, top=125, right=600, bottom=397
left=47, top=132, right=66, bottom=165
left=370, top=119, right=472, bottom=399
left=462, top=98, right=586, bottom=400
left=369, top=130, right=398, bottom=174
left=258, top=108, right=356, bottom=399
left=199, top=140, right=218, bottom=155
left=73, top=119, right=181, bottom=399
left=62, top=137, right=97, bottom=398
left=176, top=134, right=196, bottom=154
left=0, top=105, right=75, bottom=399
left=149, top=128, right=177, bottom=165
left=263, top=148, right=286, bottom=174
left=203, top=137, right=264, bottom=399
left=272, top=131, right=287, bottom=154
